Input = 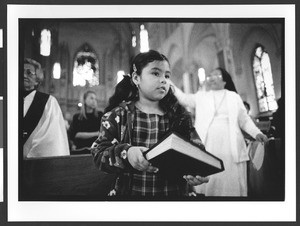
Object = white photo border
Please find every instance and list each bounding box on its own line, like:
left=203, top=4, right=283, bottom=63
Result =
left=7, top=4, right=296, bottom=222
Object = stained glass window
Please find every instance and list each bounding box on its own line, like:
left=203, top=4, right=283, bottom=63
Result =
left=252, top=45, right=278, bottom=112
left=73, top=46, right=99, bottom=87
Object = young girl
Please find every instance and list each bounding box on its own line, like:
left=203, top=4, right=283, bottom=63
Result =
left=91, top=50, right=208, bottom=197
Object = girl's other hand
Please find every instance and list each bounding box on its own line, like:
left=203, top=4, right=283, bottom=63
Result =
left=183, top=175, right=209, bottom=186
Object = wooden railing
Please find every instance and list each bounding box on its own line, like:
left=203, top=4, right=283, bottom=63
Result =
left=20, top=138, right=284, bottom=201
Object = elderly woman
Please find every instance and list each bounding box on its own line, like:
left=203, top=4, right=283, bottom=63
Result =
left=23, top=58, right=69, bottom=158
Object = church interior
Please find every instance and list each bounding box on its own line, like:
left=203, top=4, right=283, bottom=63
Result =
left=20, top=19, right=284, bottom=200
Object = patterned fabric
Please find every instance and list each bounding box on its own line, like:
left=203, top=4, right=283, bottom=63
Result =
left=130, top=107, right=184, bottom=196
left=132, top=107, right=169, bottom=148
left=91, top=101, right=202, bottom=197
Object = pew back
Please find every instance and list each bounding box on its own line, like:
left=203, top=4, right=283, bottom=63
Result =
left=21, top=154, right=116, bottom=200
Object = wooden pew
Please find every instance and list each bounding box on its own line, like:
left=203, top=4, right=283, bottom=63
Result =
left=20, top=139, right=284, bottom=201
left=20, top=154, right=117, bottom=201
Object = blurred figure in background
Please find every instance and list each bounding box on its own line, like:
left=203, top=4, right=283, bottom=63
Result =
left=270, top=97, right=283, bottom=139
left=171, top=67, right=268, bottom=197
left=64, top=111, right=73, bottom=131
left=242, top=101, right=257, bottom=145
left=23, top=58, right=70, bottom=158
left=69, top=90, right=103, bottom=154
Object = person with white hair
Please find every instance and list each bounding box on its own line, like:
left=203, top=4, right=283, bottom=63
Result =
left=23, top=58, right=70, bottom=158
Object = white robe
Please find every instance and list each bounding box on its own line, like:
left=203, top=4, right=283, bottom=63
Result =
left=175, top=88, right=262, bottom=196
left=23, top=90, right=70, bottom=158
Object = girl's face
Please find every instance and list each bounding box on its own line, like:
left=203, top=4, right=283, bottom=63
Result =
left=206, top=69, right=226, bottom=91
left=85, top=93, right=97, bottom=109
left=133, top=60, right=171, bottom=102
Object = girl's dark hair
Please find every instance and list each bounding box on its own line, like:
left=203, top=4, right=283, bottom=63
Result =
left=105, top=50, right=169, bottom=113
left=104, top=50, right=193, bottom=138
left=216, top=67, right=237, bottom=93
left=160, top=87, right=194, bottom=138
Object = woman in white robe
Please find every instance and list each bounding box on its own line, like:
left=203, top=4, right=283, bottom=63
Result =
left=172, top=67, right=268, bottom=196
left=23, top=58, right=69, bottom=158
left=23, top=90, right=70, bottom=158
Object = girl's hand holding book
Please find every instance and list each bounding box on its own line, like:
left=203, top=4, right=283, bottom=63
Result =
left=128, top=146, right=159, bottom=173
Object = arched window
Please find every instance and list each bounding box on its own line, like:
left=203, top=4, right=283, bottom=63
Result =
left=40, top=29, right=51, bottom=56
left=252, top=44, right=278, bottom=113
left=73, top=44, right=99, bottom=87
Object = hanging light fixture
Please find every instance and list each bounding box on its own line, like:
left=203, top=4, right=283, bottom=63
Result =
left=198, top=68, right=206, bottom=84
left=40, top=29, right=51, bottom=56
left=132, top=31, right=137, bottom=48
left=140, top=24, right=149, bottom=53
left=52, top=62, right=61, bottom=79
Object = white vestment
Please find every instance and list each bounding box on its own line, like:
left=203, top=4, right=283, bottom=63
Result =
left=23, top=90, right=70, bottom=158
left=175, top=88, right=262, bottom=196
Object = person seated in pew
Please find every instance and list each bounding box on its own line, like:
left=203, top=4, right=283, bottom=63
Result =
left=23, top=58, right=70, bottom=158
left=69, top=90, right=103, bottom=154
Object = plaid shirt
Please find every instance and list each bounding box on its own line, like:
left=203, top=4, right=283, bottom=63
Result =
left=91, top=101, right=201, bottom=197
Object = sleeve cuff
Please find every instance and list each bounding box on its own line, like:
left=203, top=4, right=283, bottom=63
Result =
left=119, top=143, right=131, bottom=160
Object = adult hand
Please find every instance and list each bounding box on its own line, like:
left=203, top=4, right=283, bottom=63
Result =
left=255, top=133, right=268, bottom=143
left=183, top=175, right=209, bottom=186
left=168, top=79, right=175, bottom=87
left=127, top=146, right=159, bottom=173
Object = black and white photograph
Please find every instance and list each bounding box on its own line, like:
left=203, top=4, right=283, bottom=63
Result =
left=5, top=3, right=296, bottom=223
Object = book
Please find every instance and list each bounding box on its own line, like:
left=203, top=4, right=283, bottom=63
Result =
left=144, top=132, right=224, bottom=181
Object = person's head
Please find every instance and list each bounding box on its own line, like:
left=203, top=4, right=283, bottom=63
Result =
left=131, top=50, right=171, bottom=104
left=23, top=58, right=44, bottom=91
left=80, top=90, right=98, bottom=119
left=105, top=50, right=172, bottom=112
left=206, top=67, right=237, bottom=93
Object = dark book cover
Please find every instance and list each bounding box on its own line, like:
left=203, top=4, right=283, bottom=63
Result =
left=144, top=132, right=224, bottom=181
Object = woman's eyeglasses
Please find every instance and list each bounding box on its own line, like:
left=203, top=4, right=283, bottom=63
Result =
left=206, top=74, right=222, bottom=81
left=24, top=69, right=36, bottom=77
